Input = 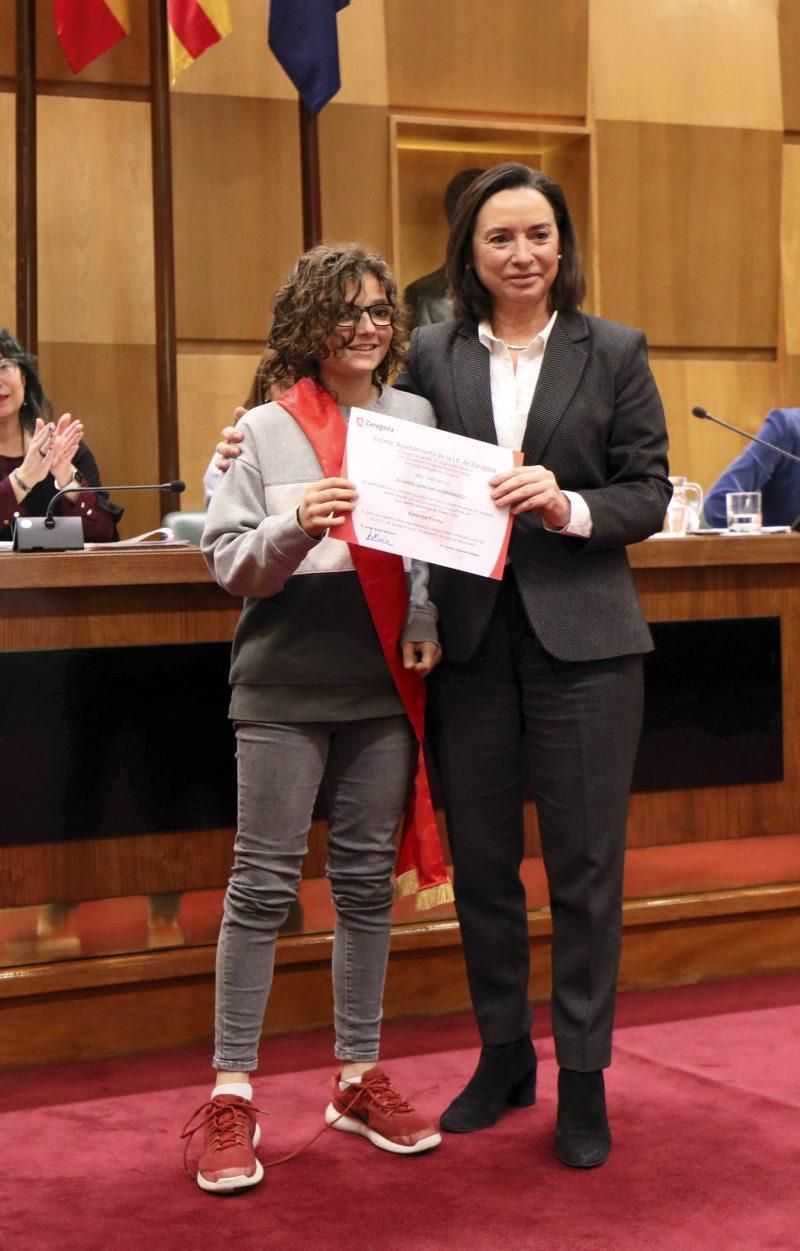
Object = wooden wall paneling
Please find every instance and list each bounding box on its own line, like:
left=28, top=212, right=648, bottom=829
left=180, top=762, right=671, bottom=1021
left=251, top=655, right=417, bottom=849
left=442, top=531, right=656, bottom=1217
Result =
left=779, top=0, right=800, bottom=133
left=782, top=356, right=800, bottom=406
left=545, top=136, right=593, bottom=312
left=395, top=146, right=506, bottom=292
left=590, top=0, right=782, bottom=130
left=35, top=0, right=150, bottom=87
left=648, top=356, right=781, bottom=495
left=335, top=0, right=388, bottom=107
left=595, top=120, right=782, bottom=348
left=36, top=343, right=160, bottom=537
left=177, top=348, right=263, bottom=511
left=171, top=95, right=302, bottom=342
left=0, top=92, right=14, bottom=329
left=0, top=0, right=14, bottom=79
left=318, top=104, right=391, bottom=257
left=384, top=0, right=588, bottom=119
left=587, top=92, right=602, bottom=313
left=37, top=97, right=155, bottom=345
left=781, top=142, right=800, bottom=363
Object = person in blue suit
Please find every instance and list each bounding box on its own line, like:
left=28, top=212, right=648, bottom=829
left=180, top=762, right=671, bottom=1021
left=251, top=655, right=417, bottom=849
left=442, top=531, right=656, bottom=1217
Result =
left=704, top=408, right=800, bottom=528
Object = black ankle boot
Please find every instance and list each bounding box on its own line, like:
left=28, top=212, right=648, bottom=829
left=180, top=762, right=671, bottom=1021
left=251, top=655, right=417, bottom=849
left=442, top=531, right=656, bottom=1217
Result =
left=555, top=1068, right=611, bottom=1168
left=440, top=1036, right=537, bottom=1133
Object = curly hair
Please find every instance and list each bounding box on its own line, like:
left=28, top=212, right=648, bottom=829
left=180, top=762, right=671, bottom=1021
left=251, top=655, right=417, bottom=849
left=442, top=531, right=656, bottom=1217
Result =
left=259, top=245, right=406, bottom=395
left=0, top=328, right=52, bottom=433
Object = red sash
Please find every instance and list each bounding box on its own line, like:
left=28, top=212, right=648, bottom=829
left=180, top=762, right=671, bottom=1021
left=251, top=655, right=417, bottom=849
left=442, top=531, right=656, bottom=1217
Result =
left=277, top=378, right=453, bottom=910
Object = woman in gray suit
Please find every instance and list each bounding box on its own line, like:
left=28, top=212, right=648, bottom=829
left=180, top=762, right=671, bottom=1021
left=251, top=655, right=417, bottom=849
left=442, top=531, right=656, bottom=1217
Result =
left=395, top=163, right=671, bottom=1168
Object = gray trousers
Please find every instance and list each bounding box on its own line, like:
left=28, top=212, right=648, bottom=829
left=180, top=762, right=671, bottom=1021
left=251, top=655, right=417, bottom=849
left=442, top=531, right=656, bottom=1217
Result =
left=214, top=715, right=415, bottom=1072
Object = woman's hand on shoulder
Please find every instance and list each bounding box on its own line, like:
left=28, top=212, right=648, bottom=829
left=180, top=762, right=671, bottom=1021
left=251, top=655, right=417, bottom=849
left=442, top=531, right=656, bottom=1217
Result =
left=402, top=640, right=442, bottom=676
left=489, top=465, right=571, bottom=530
left=214, top=407, right=247, bottom=472
left=297, top=477, right=357, bottom=537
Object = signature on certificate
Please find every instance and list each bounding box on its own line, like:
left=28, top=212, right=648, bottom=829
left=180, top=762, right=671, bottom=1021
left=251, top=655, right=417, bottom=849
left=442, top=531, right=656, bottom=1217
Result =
left=365, top=528, right=394, bottom=545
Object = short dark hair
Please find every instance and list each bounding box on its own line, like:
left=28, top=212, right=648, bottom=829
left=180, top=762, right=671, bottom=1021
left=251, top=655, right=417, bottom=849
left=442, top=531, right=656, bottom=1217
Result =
left=444, top=168, right=486, bottom=224
left=0, top=328, right=52, bottom=433
left=445, top=163, right=586, bottom=323
left=261, top=244, right=406, bottom=395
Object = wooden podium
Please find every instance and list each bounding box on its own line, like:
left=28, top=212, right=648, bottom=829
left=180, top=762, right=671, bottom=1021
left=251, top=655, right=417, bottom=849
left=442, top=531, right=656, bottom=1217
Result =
left=1, top=540, right=798, bottom=1068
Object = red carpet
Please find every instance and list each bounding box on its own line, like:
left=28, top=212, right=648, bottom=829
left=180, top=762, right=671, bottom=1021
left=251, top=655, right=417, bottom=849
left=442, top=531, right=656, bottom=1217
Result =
left=3, top=973, right=799, bottom=1250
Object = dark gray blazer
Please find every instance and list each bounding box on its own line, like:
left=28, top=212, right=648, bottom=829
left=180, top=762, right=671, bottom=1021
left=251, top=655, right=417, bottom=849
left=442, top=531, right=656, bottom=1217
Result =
left=403, top=266, right=452, bottom=329
left=395, top=312, right=672, bottom=664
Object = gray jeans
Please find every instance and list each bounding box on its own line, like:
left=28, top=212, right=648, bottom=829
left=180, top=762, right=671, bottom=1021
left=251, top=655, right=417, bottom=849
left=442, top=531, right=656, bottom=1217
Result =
left=213, top=715, right=416, bottom=1071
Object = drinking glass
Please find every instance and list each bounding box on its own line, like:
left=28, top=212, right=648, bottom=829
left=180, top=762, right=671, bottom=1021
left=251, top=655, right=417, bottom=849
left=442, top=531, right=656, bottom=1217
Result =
left=725, top=491, right=762, bottom=533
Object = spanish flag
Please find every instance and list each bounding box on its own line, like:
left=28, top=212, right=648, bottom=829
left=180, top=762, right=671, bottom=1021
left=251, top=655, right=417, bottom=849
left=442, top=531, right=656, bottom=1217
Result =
left=53, top=0, right=131, bottom=74
left=168, top=0, right=232, bottom=83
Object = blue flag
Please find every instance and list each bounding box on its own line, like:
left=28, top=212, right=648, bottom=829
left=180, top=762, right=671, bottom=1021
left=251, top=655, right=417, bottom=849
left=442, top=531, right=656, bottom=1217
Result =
left=269, top=0, right=350, bottom=115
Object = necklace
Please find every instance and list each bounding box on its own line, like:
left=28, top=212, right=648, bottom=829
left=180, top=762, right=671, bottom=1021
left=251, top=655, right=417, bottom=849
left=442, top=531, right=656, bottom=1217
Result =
left=499, top=340, right=530, bottom=351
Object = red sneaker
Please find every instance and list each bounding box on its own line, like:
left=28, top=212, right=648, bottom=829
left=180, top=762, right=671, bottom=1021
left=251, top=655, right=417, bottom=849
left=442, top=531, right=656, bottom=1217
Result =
left=182, top=1094, right=264, bottom=1193
left=325, top=1067, right=441, bottom=1155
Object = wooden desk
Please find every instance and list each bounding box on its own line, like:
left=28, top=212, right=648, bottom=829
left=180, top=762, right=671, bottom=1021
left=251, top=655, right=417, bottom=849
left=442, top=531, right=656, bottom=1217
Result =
left=1, top=540, right=798, bottom=1068
left=628, top=534, right=800, bottom=849
left=0, top=549, right=241, bottom=907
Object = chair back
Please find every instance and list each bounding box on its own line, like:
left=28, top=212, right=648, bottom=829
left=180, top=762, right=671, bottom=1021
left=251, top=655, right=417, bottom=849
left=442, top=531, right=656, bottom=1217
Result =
left=162, top=510, right=206, bottom=545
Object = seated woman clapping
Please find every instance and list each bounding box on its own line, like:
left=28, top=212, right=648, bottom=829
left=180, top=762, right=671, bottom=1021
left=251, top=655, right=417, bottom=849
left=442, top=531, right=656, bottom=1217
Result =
left=0, top=329, right=121, bottom=540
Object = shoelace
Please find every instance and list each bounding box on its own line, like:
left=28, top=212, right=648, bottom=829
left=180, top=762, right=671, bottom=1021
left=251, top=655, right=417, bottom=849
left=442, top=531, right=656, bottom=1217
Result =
left=180, top=1097, right=266, bottom=1178
left=180, top=1092, right=345, bottom=1174
left=258, top=1078, right=407, bottom=1168
left=338, top=1071, right=414, bottom=1118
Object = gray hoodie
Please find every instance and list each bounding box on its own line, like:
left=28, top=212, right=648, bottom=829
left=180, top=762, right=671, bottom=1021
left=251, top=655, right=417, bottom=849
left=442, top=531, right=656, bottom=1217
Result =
left=202, top=386, right=439, bottom=723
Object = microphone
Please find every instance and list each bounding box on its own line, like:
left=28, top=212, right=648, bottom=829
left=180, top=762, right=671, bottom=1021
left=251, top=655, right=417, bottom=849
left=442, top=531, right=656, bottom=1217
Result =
left=691, top=406, right=800, bottom=466
left=13, top=479, right=186, bottom=552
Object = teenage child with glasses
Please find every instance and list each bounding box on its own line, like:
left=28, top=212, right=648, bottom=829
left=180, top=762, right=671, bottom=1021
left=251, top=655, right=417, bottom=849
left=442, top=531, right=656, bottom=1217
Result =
left=183, top=245, right=451, bottom=1194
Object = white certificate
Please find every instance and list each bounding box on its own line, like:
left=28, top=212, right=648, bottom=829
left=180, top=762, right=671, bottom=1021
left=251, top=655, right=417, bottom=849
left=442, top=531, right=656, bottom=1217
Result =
left=333, top=408, right=522, bottom=579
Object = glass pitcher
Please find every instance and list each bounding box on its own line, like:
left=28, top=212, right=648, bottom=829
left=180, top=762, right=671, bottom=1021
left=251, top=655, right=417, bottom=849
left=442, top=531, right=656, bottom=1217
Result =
left=664, top=476, right=704, bottom=534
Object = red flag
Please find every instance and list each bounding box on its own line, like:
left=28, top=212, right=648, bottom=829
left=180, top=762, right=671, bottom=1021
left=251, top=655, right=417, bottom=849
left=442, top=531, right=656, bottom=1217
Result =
left=168, top=0, right=232, bottom=83
left=53, top=0, right=131, bottom=75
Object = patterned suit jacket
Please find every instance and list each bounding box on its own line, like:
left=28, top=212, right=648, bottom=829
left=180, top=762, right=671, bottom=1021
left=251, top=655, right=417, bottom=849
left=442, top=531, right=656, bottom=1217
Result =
left=395, top=312, right=672, bottom=663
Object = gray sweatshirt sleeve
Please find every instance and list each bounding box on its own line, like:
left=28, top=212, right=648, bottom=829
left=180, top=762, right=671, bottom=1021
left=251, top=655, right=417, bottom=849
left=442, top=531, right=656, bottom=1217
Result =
left=201, top=435, right=318, bottom=599
left=402, top=560, right=439, bottom=644
left=203, top=454, right=222, bottom=509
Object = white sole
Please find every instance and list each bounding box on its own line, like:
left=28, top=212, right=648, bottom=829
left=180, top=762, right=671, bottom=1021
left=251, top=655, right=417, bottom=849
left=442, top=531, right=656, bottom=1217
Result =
left=325, top=1102, right=441, bottom=1155
left=196, top=1122, right=263, bottom=1193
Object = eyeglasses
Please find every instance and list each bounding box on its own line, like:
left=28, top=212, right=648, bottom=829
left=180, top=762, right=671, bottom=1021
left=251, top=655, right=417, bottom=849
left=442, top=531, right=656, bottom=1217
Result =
left=0, top=359, right=20, bottom=376
left=334, top=303, right=395, bottom=329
